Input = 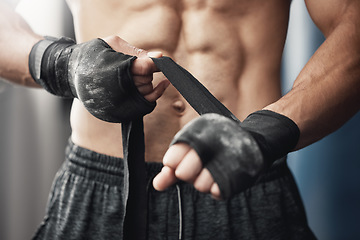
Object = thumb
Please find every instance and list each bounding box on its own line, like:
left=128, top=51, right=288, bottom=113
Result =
left=136, top=51, right=163, bottom=60
left=147, top=51, right=163, bottom=58
left=102, top=35, right=147, bottom=57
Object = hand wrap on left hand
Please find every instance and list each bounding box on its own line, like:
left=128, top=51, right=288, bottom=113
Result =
left=29, top=37, right=156, bottom=123
left=171, top=110, right=300, bottom=199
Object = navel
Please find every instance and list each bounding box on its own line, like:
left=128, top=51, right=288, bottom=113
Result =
left=172, top=99, right=186, bottom=114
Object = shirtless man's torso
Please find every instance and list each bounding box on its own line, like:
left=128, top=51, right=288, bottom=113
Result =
left=67, top=0, right=291, bottom=162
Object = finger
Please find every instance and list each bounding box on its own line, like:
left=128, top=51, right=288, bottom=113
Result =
left=193, top=168, right=214, bottom=193
left=103, top=36, right=147, bottom=57
left=102, top=36, right=163, bottom=60
left=133, top=75, right=153, bottom=86
left=132, top=52, right=163, bottom=75
left=102, top=36, right=159, bottom=75
left=152, top=166, right=178, bottom=191
left=143, top=79, right=170, bottom=102
left=210, top=183, right=222, bottom=200
left=163, top=143, right=191, bottom=169
left=174, top=148, right=202, bottom=183
left=147, top=51, right=163, bottom=58
left=132, top=57, right=159, bottom=75
left=137, top=83, right=154, bottom=96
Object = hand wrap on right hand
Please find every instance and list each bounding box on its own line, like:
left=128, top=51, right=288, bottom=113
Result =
left=171, top=110, right=300, bottom=199
left=29, top=37, right=156, bottom=123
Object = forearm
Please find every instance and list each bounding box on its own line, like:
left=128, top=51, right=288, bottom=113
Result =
left=266, top=20, right=360, bottom=149
left=0, top=2, right=43, bottom=87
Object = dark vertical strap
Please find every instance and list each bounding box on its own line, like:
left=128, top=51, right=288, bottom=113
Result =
left=122, top=119, right=147, bottom=240
left=122, top=56, right=239, bottom=239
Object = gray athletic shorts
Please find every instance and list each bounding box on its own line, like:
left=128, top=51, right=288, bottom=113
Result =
left=32, top=139, right=317, bottom=240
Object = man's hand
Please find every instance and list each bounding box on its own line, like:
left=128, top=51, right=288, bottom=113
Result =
left=29, top=35, right=169, bottom=123
left=103, top=36, right=169, bottom=103
left=153, top=111, right=300, bottom=200
left=153, top=143, right=222, bottom=200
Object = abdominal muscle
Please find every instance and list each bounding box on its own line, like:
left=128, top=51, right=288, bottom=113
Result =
left=68, top=0, right=290, bottom=162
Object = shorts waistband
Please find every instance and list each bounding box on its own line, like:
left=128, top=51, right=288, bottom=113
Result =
left=65, top=139, right=290, bottom=187
left=65, top=139, right=163, bottom=185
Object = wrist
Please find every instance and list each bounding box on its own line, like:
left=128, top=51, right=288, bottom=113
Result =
left=29, top=36, right=76, bottom=97
left=241, top=110, right=300, bottom=162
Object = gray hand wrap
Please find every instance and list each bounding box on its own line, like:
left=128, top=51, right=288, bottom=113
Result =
left=29, top=37, right=156, bottom=123
left=171, top=110, right=300, bottom=199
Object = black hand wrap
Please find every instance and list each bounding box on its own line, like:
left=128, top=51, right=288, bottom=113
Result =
left=171, top=110, right=300, bottom=199
left=29, top=37, right=156, bottom=123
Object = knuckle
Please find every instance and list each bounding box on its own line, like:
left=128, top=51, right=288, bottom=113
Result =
left=135, top=60, right=153, bottom=75
left=141, top=61, right=154, bottom=75
left=110, top=35, right=120, bottom=42
left=144, top=85, right=154, bottom=95
left=136, top=76, right=151, bottom=85
left=174, top=169, right=185, bottom=180
left=108, top=35, right=121, bottom=46
left=136, top=48, right=146, bottom=56
left=175, top=169, right=190, bottom=181
left=128, top=44, right=145, bottom=57
left=194, top=182, right=208, bottom=193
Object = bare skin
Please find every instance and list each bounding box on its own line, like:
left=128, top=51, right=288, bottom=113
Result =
left=1, top=0, right=360, bottom=199
left=153, top=0, right=360, bottom=198
left=0, top=2, right=168, bottom=106
left=65, top=0, right=290, bottom=198
left=67, top=0, right=289, bottom=160
left=0, top=2, right=41, bottom=86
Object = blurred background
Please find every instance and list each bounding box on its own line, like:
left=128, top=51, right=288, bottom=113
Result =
left=0, top=0, right=359, bottom=239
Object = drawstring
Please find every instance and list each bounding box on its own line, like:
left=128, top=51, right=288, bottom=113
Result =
left=175, top=184, right=183, bottom=240
left=147, top=175, right=183, bottom=240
